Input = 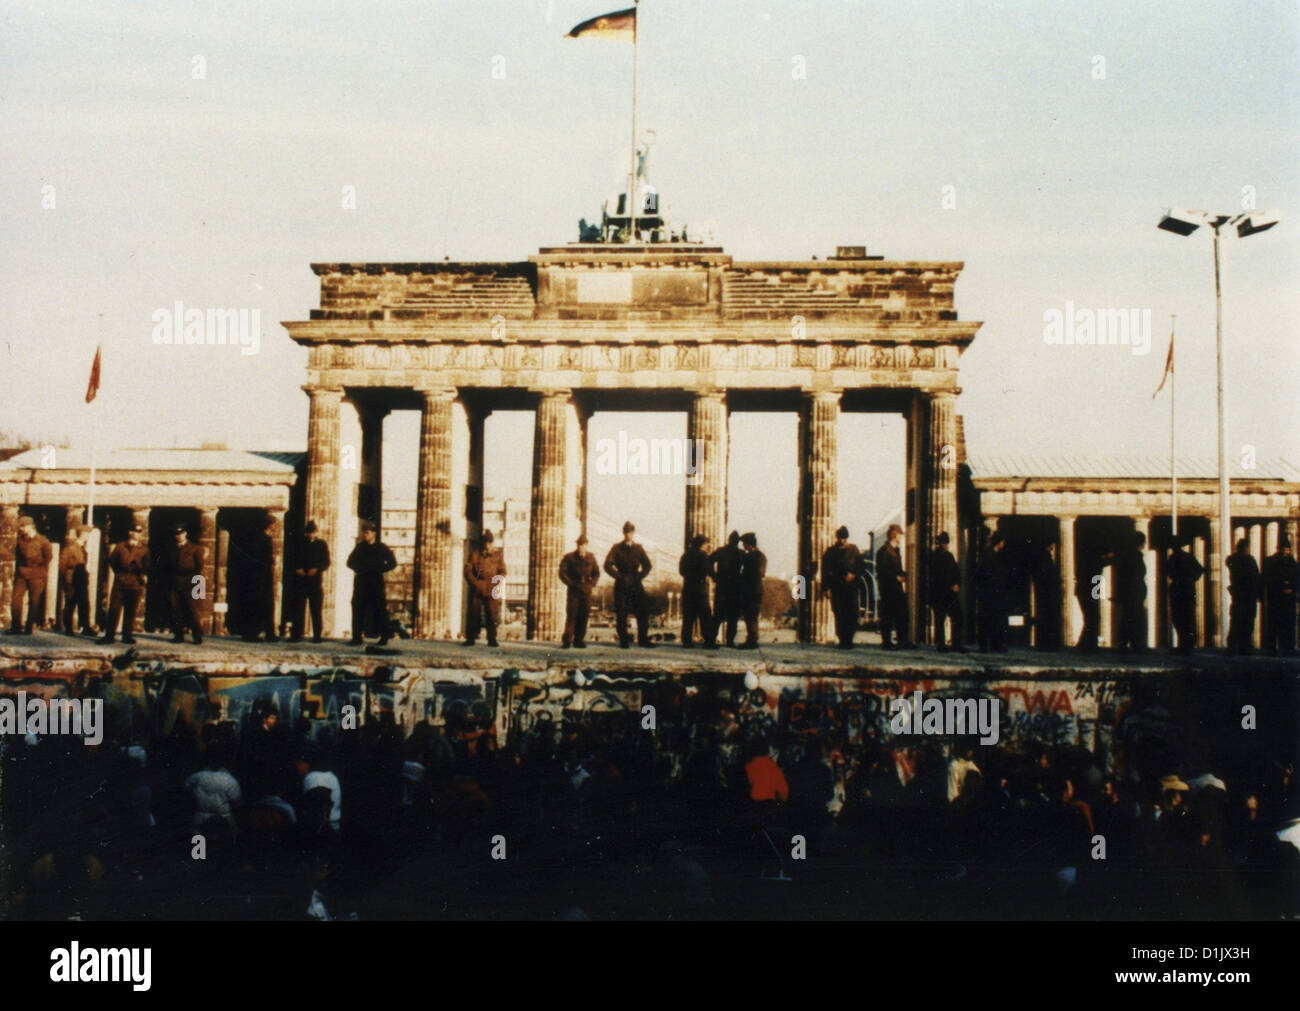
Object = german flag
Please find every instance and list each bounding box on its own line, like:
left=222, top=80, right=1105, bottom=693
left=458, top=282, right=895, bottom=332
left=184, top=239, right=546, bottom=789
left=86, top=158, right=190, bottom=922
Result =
left=566, top=7, right=636, bottom=40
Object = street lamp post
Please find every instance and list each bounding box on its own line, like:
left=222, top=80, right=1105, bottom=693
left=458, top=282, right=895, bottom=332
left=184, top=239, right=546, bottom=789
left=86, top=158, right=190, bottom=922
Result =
left=1158, top=207, right=1279, bottom=649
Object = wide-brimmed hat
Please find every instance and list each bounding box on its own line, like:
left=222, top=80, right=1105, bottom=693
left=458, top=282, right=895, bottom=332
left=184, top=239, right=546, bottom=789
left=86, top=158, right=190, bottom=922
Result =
left=1160, top=775, right=1190, bottom=792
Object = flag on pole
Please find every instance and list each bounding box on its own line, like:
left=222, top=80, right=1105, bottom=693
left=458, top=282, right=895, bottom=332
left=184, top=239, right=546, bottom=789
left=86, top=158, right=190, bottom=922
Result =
left=1152, top=325, right=1173, bottom=398
left=85, top=345, right=102, bottom=403
left=566, top=7, right=636, bottom=40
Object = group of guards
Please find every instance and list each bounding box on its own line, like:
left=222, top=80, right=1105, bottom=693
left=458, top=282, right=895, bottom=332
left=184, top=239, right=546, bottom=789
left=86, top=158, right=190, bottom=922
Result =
left=8, top=511, right=1299, bottom=656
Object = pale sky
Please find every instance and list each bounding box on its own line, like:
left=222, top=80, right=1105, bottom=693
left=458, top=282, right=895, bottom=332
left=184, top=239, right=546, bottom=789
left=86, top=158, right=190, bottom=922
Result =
left=2, top=0, right=1296, bottom=573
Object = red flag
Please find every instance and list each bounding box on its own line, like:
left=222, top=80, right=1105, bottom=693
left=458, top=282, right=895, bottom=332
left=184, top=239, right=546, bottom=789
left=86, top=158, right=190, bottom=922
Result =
left=1152, top=326, right=1173, bottom=398
left=85, top=345, right=101, bottom=403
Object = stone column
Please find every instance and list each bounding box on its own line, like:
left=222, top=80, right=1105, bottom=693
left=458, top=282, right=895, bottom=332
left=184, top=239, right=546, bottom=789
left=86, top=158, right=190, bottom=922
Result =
left=1193, top=532, right=1207, bottom=646
left=685, top=390, right=729, bottom=556
left=527, top=391, right=576, bottom=641
left=1249, top=521, right=1263, bottom=647
left=267, top=507, right=285, bottom=637
left=414, top=388, right=457, bottom=639
left=0, top=505, right=16, bottom=625
left=130, top=507, right=150, bottom=632
left=199, top=508, right=217, bottom=633
left=904, top=395, right=927, bottom=641
left=1265, top=520, right=1279, bottom=558
left=214, top=526, right=230, bottom=636
left=304, top=386, right=343, bottom=636
left=1206, top=522, right=1223, bottom=648
left=1145, top=519, right=1158, bottom=649
left=796, top=391, right=838, bottom=643
left=1058, top=516, right=1078, bottom=648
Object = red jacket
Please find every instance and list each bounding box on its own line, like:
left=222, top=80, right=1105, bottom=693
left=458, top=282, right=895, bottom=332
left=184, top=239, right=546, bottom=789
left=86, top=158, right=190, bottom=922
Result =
left=745, top=755, right=789, bottom=803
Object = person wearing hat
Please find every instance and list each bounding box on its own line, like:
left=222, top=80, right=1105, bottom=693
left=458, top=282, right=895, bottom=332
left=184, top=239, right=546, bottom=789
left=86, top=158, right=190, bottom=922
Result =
left=1112, top=529, right=1148, bottom=654
left=463, top=530, right=505, bottom=648
left=241, top=512, right=280, bottom=643
left=1167, top=533, right=1204, bottom=656
left=6, top=514, right=52, bottom=635
left=161, top=523, right=205, bottom=644
left=875, top=524, right=913, bottom=650
left=289, top=519, right=330, bottom=643
left=737, top=532, right=766, bottom=649
left=346, top=520, right=396, bottom=647
left=99, top=523, right=149, bottom=644
left=709, top=530, right=745, bottom=647
left=820, top=525, right=864, bottom=649
left=678, top=533, right=717, bottom=648
left=558, top=533, right=600, bottom=648
left=927, top=531, right=963, bottom=652
left=603, top=521, right=654, bottom=648
left=975, top=529, right=1011, bottom=653
left=59, top=522, right=94, bottom=636
left=1225, top=537, right=1261, bottom=655
left=1262, top=533, right=1298, bottom=656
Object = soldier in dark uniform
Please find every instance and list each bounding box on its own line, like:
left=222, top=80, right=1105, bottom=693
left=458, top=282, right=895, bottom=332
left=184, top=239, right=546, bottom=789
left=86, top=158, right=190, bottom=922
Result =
left=242, top=514, right=279, bottom=643
left=463, top=530, right=505, bottom=648
left=604, top=521, right=654, bottom=648
left=928, top=531, right=963, bottom=651
left=710, top=530, right=744, bottom=647
left=99, top=524, right=149, bottom=645
left=821, top=525, right=864, bottom=649
left=1112, top=530, right=1148, bottom=653
left=59, top=523, right=94, bottom=636
left=1262, top=535, right=1298, bottom=656
left=559, top=533, right=600, bottom=649
left=1032, top=540, right=1062, bottom=650
left=1225, top=538, right=1261, bottom=656
left=679, top=533, right=716, bottom=648
left=289, top=519, right=330, bottom=643
left=163, top=523, right=205, bottom=644
left=7, top=515, right=52, bottom=635
left=347, top=521, right=396, bottom=647
left=738, top=532, right=766, bottom=649
left=875, top=524, right=913, bottom=650
left=1075, top=543, right=1106, bottom=653
left=976, top=531, right=1011, bottom=653
left=1166, top=533, right=1203, bottom=656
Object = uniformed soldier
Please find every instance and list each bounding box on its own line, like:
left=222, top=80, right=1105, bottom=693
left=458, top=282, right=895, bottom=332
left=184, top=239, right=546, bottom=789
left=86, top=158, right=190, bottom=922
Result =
left=1166, top=534, right=1203, bottom=656
left=738, top=532, right=766, bottom=649
left=1262, top=535, right=1298, bottom=656
left=242, top=514, right=279, bottom=643
left=99, top=524, right=149, bottom=645
left=289, top=519, right=330, bottom=643
left=347, top=521, right=396, bottom=647
left=976, top=530, right=1011, bottom=653
left=162, top=523, right=205, bottom=644
left=710, top=530, right=744, bottom=647
left=463, top=530, right=505, bottom=648
left=7, top=515, right=53, bottom=635
left=59, top=523, right=94, bottom=636
left=679, top=533, right=716, bottom=649
left=559, top=533, right=600, bottom=649
left=928, top=531, right=963, bottom=652
left=1225, top=538, right=1261, bottom=656
left=821, top=525, right=864, bottom=649
left=604, top=521, right=654, bottom=648
left=1113, top=530, right=1148, bottom=653
left=875, top=524, right=913, bottom=650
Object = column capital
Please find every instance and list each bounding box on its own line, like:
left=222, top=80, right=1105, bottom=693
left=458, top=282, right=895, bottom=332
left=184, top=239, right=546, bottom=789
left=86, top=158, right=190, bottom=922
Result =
left=302, top=384, right=344, bottom=397
left=416, top=386, right=458, bottom=403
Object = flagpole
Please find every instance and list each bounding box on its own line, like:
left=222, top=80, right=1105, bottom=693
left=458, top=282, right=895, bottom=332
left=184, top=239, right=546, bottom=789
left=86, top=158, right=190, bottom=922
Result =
left=1170, top=314, right=1177, bottom=538
left=628, top=0, right=639, bottom=243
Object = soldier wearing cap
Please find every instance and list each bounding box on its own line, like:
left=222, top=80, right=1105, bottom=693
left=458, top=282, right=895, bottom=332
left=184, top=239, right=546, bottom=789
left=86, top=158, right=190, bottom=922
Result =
left=710, top=530, right=745, bottom=647
left=7, top=514, right=53, bottom=635
left=1262, top=534, right=1298, bottom=656
left=679, top=533, right=717, bottom=649
left=289, top=519, right=330, bottom=643
left=604, top=521, right=654, bottom=648
left=59, top=522, right=94, bottom=636
left=875, top=524, right=913, bottom=649
left=241, top=512, right=280, bottom=643
left=821, top=525, right=864, bottom=649
left=1225, top=537, right=1261, bottom=656
left=347, top=520, right=396, bottom=647
left=1167, top=533, right=1203, bottom=656
left=738, top=532, right=766, bottom=649
left=162, top=522, right=205, bottom=644
left=463, top=529, right=506, bottom=648
left=928, top=530, right=963, bottom=652
left=559, top=533, right=600, bottom=648
left=100, top=523, right=149, bottom=645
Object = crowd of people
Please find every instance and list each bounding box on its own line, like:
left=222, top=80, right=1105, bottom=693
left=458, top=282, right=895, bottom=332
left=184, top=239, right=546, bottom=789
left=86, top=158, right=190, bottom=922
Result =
left=3, top=683, right=1295, bottom=921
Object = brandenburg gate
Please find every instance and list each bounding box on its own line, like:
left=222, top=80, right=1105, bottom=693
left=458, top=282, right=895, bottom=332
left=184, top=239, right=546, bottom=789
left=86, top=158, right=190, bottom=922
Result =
left=284, top=243, right=981, bottom=642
